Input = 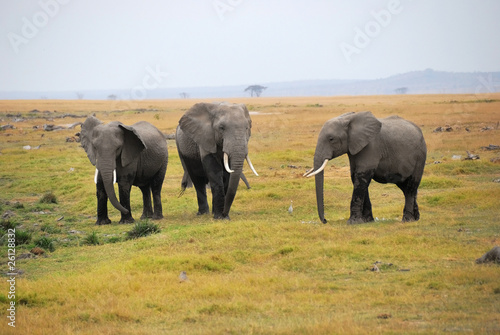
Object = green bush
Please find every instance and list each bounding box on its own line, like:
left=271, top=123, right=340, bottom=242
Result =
left=126, top=221, right=160, bottom=240
left=15, top=230, right=32, bottom=245
left=39, top=192, right=58, bottom=204
left=35, top=236, right=55, bottom=252
left=83, top=231, right=100, bottom=246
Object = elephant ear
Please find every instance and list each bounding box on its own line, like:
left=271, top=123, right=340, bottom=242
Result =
left=347, top=111, right=382, bottom=155
left=238, top=103, right=252, bottom=137
left=178, top=103, right=218, bottom=153
left=119, top=124, right=147, bottom=167
left=80, top=116, right=102, bottom=166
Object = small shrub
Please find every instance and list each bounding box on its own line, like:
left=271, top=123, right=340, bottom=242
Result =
left=126, top=221, right=160, bottom=240
left=15, top=230, right=32, bottom=245
left=0, top=219, right=18, bottom=231
left=83, top=231, right=100, bottom=246
left=39, top=192, right=57, bottom=204
left=108, top=236, right=121, bottom=244
left=35, top=236, right=55, bottom=252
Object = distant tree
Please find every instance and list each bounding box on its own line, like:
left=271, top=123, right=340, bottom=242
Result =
left=394, top=87, right=408, bottom=94
left=244, top=85, right=267, bottom=97
left=76, top=92, right=84, bottom=100
left=107, top=94, right=117, bottom=100
left=179, top=92, right=190, bottom=99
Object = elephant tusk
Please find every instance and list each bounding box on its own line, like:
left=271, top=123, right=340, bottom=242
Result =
left=224, top=152, right=234, bottom=173
left=303, top=168, right=314, bottom=177
left=246, top=155, right=259, bottom=176
left=113, top=169, right=117, bottom=184
left=304, top=159, right=329, bottom=178
left=94, top=168, right=99, bottom=184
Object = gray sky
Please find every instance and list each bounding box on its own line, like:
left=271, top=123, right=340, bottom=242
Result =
left=1, top=0, right=500, bottom=92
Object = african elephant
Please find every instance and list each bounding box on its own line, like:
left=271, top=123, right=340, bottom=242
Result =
left=304, top=111, right=426, bottom=224
left=80, top=116, right=168, bottom=225
left=176, top=102, right=258, bottom=219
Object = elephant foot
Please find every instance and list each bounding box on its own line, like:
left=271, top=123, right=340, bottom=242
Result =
left=213, top=213, right=230, bottom=220
left=152, top=213, right=164, bottom=220
left=140, top=213, right=153, bottom=220
left=119, top=217, right=135, bottom=224
left=402, top=215, right=416, bottom=222
left=347, top=216, right=369, bottom=224
left=197, top=210, right=209, bottom=216
left=96, top=217, right=111, bottom=225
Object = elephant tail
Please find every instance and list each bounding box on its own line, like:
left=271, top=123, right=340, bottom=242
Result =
left=178, top=171, right=193, bottom=198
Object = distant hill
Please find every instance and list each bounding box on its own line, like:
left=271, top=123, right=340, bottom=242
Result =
left=2, top=69, right=499, bottom=100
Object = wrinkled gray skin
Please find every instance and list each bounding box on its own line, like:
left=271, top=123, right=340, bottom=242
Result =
left=475, top=246, right=500, bottom=264
left=176, top=102, right=255, bottom=219
left=81, top=116, right=168, bottom=225
left=307, top=111, right=427, bottom=224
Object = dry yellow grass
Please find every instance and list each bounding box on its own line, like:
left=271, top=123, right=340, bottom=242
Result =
left=0, top=94, right=499, bottom=334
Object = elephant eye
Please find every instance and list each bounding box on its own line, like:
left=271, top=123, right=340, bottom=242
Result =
left=219, top=124, right=225, bottom=132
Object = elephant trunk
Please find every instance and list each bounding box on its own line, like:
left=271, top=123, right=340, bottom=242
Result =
left=223, top=155, right=244, bottom=218
left=313, top=157, right=328, bottom=224
left=97, top=161, right=129, bottom=215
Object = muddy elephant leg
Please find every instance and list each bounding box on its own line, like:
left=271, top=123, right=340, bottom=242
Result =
left=362, top=188, right=374, bottom=222
left=348, top=170, right=374, bottom=224
left=140, top=185, right=154, bottom=220
left=150, top=164, right=166, bottom=220
left=202, top=154, right=225, bottom=219
left=96, top=178, right=111, bottom=225
left=118, top=183, right=135, bottom=223
left=398, top=177, right=420, bottom=222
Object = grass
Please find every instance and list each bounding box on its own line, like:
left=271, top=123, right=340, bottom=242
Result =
left=0, top=94, right=499, bottom=334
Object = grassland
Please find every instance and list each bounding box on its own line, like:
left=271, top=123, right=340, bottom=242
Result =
left=0, top=94, right=499, bottom=334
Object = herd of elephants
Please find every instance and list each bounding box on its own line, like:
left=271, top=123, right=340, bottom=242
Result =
left=80, top=102, right=427, bottom=225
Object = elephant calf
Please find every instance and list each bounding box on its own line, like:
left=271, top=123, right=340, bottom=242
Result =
left=81, top=116, right=168, bottom=225
left=305, top=111, right=427, bottom=224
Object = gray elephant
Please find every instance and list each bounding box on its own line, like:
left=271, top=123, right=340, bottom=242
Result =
left=304, top=111, right=426, bottom=224
left=81, top=116, right=168, bottom=225
left=176, top=102, right=258, bottom=219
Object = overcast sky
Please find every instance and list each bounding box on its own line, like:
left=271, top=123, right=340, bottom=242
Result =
left=1, top=0, right=500, bottom=92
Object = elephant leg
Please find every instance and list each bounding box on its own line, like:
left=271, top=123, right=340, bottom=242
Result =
left=96, top=180, right=111, bottom=225
left=202, top=154, right=225, bottom=219
left=192, top=176, right=209, bottom=215
left=362, top=188, right=374, bottom=222
left=118, top=183, right=135, bottom=224
left=150, top=164, right=166, bottom=220
left=140, top=185, right=154, bottom=220
left=348, top=170, right=374, bottom=224
left=398, top=177, right=420, bottom=222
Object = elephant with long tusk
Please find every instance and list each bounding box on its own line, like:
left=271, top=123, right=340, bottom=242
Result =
left=81, top=116, right=168, bottom=225
left=305, top=111, right=427, bottom=224
left=176, top=102, right=258, bottom=220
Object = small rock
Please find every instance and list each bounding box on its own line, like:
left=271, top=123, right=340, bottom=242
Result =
left=476, top=246, right=500, bottom=264
left=17, top=253, right=34, bottom=260
left=465, top=151, right=479, bottom=160
left=452, top=155, right=462, bottom=160
left=2, top=210, right=16, bottom=219
left=56, top=216, right=64, bottom=221
left=23, top=145, right=32, bottom=150
left=179, top=271, right=189, bottom=283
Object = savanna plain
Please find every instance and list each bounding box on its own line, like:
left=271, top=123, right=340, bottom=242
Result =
left=0, top=94, right=499, bottom=334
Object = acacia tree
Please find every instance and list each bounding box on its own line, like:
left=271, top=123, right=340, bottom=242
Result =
left=244, top=85, right=267, bottom=97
